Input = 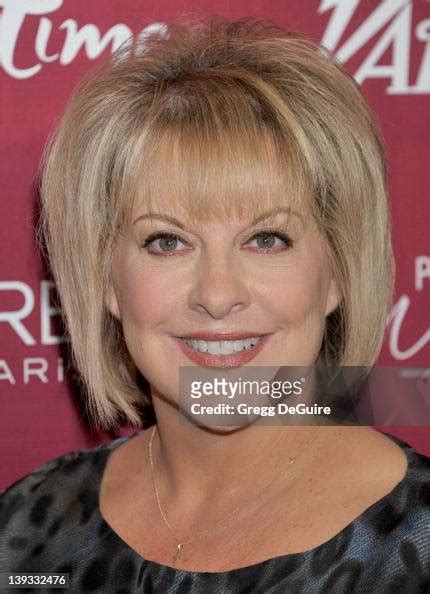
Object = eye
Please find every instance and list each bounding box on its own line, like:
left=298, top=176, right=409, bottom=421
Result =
left=246, top=230, right=293, bottom=252
left=142, top=232, right=189, bottom=255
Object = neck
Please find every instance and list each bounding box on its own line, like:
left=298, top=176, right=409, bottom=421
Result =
left=149, top=393, right=325, bottom=514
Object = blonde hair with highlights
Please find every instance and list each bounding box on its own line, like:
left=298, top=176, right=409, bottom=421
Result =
left=39, top=15, right=394, bottom=430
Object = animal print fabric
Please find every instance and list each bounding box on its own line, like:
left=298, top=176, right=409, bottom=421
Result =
left=0, top=432, right=429, bottom=593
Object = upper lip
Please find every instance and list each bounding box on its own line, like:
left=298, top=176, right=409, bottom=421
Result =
left=178, top=332, right=270, bottom=341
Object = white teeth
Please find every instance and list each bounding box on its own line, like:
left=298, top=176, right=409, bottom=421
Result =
left=207, top=342, right=221, bottom=355
left=182, top=336, right=262, bottom=355
left=197, top=340, right=208, bottom=352
left=220, top=341, right=233, bottom=355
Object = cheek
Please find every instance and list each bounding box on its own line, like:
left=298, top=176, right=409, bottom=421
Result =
left=116, top=265, right=183, bottom=328
left=255, top=261, right=331, bottom=366
left=260, top=264, right=329, bottom=322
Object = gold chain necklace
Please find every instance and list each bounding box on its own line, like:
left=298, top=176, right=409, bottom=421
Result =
left=149, top=423, right=322, bottom=565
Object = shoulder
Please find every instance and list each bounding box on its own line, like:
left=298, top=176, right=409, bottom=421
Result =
left=315, top=433, right=430, bottom=592
left=0, top=436, right=131, bottom=570
left=397, top=438, right=430, bottom=543
left=382, top=432, right=430, bottom=507
left=1, top=438, right=116, bottom=503
left=366, top=434, right=430, bottom=580
left=376, top=432, right=430, bottom=526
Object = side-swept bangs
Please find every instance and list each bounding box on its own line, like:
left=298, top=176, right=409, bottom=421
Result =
left=128, top=127, right=308, bottom=230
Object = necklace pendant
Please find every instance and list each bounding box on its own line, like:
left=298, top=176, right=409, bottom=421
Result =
left=172, top=543, right=183, bottom=564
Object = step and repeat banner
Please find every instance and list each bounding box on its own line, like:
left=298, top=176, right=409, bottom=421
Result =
left=1, top=0, right=429, bottom=490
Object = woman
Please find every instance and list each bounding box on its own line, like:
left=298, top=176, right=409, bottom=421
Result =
left=1, top=14, right=429, bottom=593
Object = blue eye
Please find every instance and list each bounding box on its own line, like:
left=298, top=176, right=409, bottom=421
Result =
left=248, top=231, right=292, bottom=251
left=142, top=233, right=186, bottom=254
left=141, top=230, right=293, bottom=256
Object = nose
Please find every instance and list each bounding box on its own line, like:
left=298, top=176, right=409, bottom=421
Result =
left=188, top=252, right=251, bottom=319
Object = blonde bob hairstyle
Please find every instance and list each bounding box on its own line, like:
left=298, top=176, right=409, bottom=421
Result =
left=39, top=15, right=394, bottom=431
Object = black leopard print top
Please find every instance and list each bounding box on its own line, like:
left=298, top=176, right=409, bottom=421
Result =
left=0, top=432, right=429, bottom=593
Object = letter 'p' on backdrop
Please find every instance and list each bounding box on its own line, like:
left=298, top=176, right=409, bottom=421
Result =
left=0, top=0, right=429, bottom=490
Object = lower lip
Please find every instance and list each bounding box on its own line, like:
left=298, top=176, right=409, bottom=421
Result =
left=173, top=335, right=272, bottom=367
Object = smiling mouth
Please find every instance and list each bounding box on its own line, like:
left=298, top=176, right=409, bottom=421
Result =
left=180, top=336, right=263, bottom=355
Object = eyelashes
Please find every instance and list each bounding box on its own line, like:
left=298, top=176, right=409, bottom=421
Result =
left=250, top=230, right=293, bottom=251
left=141, top=229, right=294, bottom=256
left=142, top=233, right=184, bottom=251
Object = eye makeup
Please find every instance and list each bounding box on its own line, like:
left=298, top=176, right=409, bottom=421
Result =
left=140, top=228, right=294, bottom=256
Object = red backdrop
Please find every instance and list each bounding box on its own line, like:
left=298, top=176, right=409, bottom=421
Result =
left=1, top=0, right=429, bottom=491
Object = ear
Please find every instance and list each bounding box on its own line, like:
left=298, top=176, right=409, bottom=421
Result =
left=105, top=283, right=121, bottom=320
left=325, top=276, right=341, bottom=317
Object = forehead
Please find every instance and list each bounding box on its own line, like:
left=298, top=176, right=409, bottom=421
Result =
left=125, top=125, right=312, bottom=228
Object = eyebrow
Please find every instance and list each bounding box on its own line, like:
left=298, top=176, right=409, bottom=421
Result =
left=132, top=207, right=302, bottom=228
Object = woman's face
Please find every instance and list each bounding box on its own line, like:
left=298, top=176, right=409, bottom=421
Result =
left=106, top=196, right=340, bottom=402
